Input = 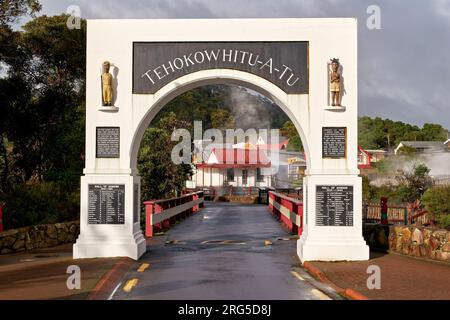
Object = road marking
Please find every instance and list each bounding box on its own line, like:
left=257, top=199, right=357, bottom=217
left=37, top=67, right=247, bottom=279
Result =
left=123, top=279, right=139, bottom=293
left=290, top=270, right=305, bottom=281
left=108, top=282, right=122, bottom=300
left=137, top=263, right=150, bottom=272
left=311, top=288, right=332, bottom=300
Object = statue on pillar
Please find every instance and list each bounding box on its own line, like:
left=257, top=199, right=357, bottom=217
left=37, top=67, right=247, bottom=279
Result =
left=330, top=58, right=341, bottom=107
left=101, top=61, right=114, bottom=106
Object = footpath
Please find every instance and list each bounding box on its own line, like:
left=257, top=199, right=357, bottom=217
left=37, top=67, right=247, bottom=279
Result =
left=304, top=251, right=450, bottom=300
left=0, top=244, right=120, bottom=300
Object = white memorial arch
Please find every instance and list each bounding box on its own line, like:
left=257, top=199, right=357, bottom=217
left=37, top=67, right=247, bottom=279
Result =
left=74, top=19, right=370, bottom=262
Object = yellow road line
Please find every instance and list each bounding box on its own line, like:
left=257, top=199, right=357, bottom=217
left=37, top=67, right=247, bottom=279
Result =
left=311, top=288, right=332, bottom=300
left=290, top=270, right=305, bottom=281
left=137, top=263, right=150, bottom=273
left=123, top=279, right=139, bottom=293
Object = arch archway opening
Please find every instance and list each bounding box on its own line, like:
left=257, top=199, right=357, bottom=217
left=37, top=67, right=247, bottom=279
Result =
left=134, top=82, right=309, bottom=205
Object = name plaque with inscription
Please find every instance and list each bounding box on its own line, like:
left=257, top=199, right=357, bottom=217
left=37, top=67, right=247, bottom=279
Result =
left=96, top=127, right=120, bottom=158
left=133, top=42, right=309, bottom=94
left=88, top=184, right=125, bottom=225
left=316, top=185, right=353, bottom=227
left=322, top=127, right=347, bottom=158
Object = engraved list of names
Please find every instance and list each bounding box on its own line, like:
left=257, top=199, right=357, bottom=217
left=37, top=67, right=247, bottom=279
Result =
left=316, top=185, right=354, bottom=227
left=88, top=184, right=125, bottom=225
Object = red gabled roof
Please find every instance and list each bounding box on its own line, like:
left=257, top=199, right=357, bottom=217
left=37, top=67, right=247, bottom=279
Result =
left=197, top=148, right=271, bottom=168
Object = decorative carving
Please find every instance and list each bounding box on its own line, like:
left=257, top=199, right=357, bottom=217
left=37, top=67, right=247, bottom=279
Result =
left=329, top=58, right=341, bottom=107
left=101, top=61, right=114, bottom=106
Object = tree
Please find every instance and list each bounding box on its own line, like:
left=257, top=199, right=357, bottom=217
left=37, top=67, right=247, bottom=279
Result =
left=281, top=120, right=303, bottom=151
left=210, top=109, right=235, bottom=131
left=358, top=116, right=449, bottom=151
left=422, top=185, right=450, bottom=229
left=396, top=163, right=432, bottom=203
left=0, top=0, right=41, bottom=25
left=138, top=112, right=193, bottom=201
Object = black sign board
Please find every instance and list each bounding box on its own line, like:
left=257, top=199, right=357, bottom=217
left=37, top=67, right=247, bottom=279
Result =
left=316, top=185, right=353, bottom=227
left=88, top=184, right=125, bottom=225
left=96, top=127, right=120, bottom=158
left=133, top=42, right=309, bottom=94
left=322, top=127, right=347, bottom=158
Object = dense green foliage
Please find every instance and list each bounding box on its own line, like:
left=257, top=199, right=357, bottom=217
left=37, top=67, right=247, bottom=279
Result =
left=138, top=113, right=193, bottom=201
left=422, top=186, right=450, bottom=229
left=363, top=163, right=433, bottom=204
left=0, top=8, right=86, bottom=227
left=359, top=116, right=448, bottom=150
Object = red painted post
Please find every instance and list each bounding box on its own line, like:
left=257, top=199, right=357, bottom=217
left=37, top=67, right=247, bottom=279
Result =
left=144, top=201, right=154, bottom=238
left=0, top=203, right=4, bottom=233
left=193, top=193, right=199, bottom=213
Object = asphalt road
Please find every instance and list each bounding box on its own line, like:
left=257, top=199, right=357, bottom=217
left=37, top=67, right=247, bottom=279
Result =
left=113, top=203, right=334, bottom=300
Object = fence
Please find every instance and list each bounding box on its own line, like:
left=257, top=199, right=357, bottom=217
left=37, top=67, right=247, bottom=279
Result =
left=268, top=191, right=303, bottom=236
left=363, top=202, right=432, bottom=226
left=144, top=191, right=204, bottom=238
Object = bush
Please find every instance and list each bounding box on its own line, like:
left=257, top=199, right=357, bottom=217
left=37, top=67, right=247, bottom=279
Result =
left=0, top=182, right=79, bottom=229
left=422, top=185, right=450, bottom=229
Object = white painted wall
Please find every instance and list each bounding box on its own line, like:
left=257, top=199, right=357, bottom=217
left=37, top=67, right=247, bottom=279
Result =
left=76, top=19, right=369, bottom=262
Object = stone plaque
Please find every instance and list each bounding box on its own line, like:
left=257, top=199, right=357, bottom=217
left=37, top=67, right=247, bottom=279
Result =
left=88, top=184, right=125, bottom=225
left=322, top=127, right=347, bottom=158
left=133, top=42, right=309, bottom=94
left=316, top=185, right=353, bottom=227
left=96, top=127, right=120, bottom=158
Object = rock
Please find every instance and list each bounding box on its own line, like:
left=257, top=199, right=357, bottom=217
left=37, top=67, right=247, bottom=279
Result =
left=400, top=227, right=412, bottom=242
left=442, top=243, right=450, bottom=253
left=435, top=251, right=450, bottom=262
left=432, top=230, right=448, bottom=242
left=69, top=224, right=78, bottom=234
left=57, top=231, right=68, bottom=243
left=12, top=239, right=25, bottom=251
left=2, top=236, right=16, bottom=247
left=429, top=237, right=441, bottom=251
left=411, top=246, right=421, bottom=257
left=0, top=229, right=18, bottom=237
left=1, top=248, right=12, bottom=255
left=412, top=228, right=424, bottom=245
left=46, top=225, right=57, bottom=239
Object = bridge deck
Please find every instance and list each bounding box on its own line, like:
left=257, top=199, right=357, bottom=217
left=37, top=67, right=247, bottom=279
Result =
left=112, top=202, right=327, bottom=300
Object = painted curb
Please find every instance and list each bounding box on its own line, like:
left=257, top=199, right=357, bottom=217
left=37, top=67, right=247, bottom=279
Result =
left=303, top=262, right=370, bottom=301
left=86, top=257, right=134, bottom=300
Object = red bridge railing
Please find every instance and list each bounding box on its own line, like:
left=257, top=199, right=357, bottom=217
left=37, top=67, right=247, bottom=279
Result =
left=144, top=191, right=204, bottom=238
left=268, top=191, right=303, bottom=236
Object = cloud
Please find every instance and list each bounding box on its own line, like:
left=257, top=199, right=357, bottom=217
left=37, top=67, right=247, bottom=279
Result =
left=36, top=0, right=450, bottom=130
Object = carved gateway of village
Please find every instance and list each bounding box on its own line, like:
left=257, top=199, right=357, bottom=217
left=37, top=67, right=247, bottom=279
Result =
left=74, top=19, right=370, bottom=262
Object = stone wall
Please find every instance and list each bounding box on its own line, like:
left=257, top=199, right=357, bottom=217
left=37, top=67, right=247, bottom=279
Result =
left=0, top=222, right=79, bottom=255
left=363, top=224, right=450, bottom=262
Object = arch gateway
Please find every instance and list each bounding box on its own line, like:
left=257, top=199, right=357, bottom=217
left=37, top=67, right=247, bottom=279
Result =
left=73, top=18, right=370, bottom=262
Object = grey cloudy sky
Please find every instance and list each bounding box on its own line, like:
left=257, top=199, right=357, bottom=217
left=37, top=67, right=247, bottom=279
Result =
left=27, top=0, right=450, bottom=129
